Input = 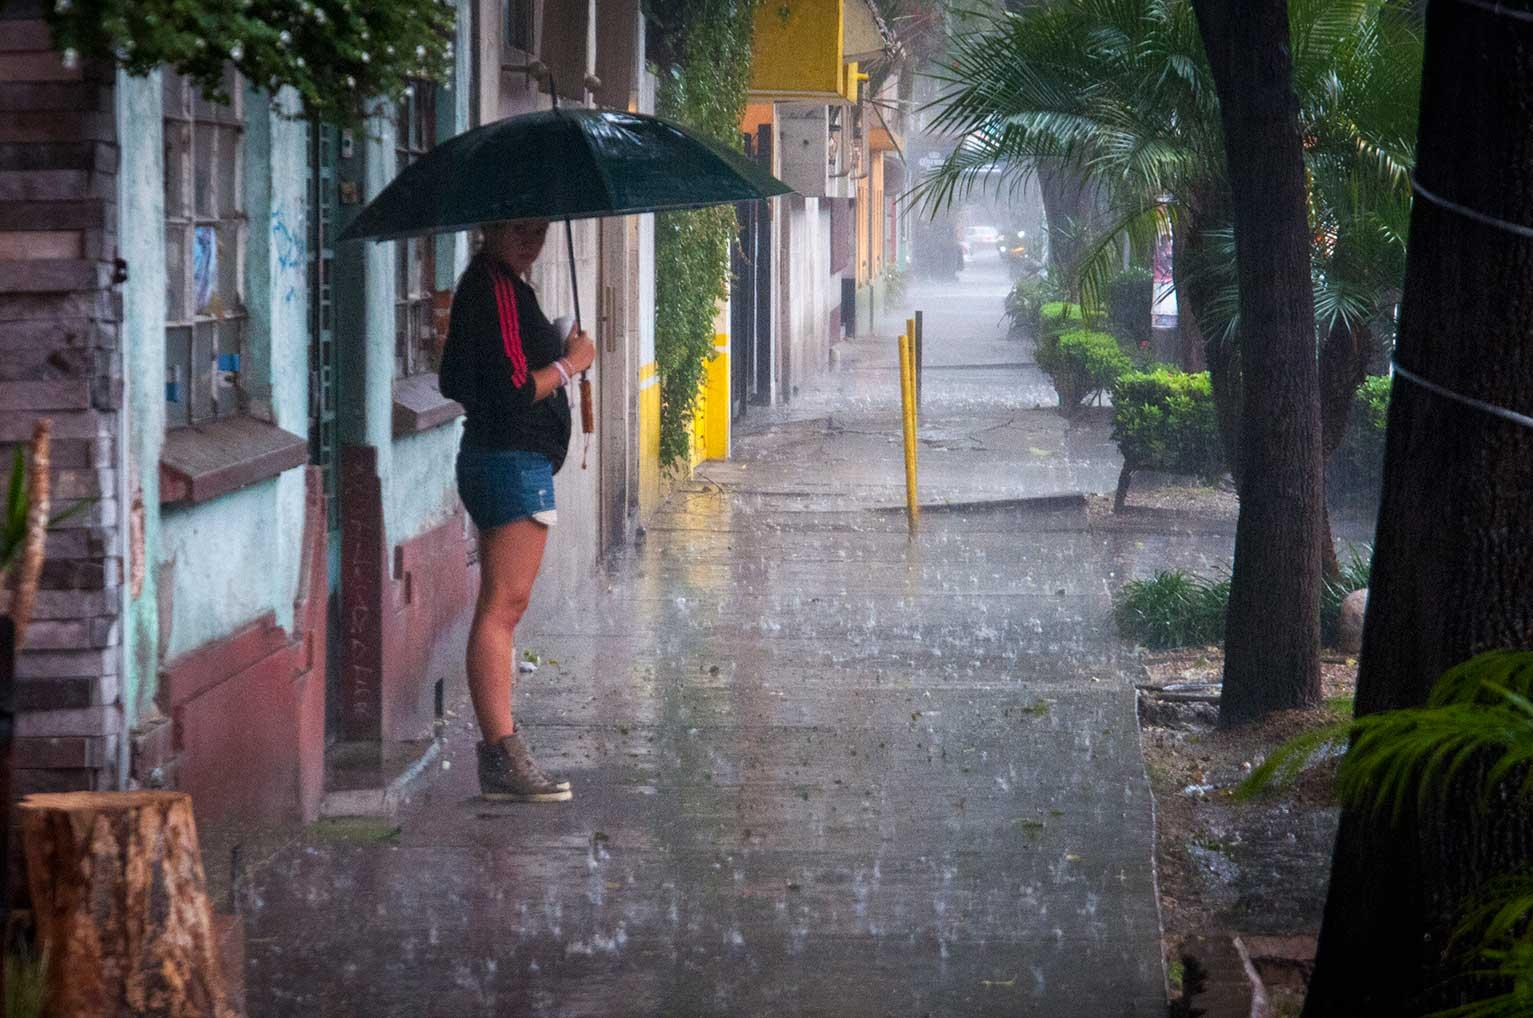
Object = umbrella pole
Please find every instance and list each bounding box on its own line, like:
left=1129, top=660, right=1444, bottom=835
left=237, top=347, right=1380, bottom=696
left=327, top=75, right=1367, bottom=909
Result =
left=566, top=217, right=595, bottom=440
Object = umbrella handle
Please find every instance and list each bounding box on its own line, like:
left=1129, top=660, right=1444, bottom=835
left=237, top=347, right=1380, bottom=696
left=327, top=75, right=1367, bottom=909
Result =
left=561, top=215, right=596, bottom=439
left=563, top=216, right=595, bottom=438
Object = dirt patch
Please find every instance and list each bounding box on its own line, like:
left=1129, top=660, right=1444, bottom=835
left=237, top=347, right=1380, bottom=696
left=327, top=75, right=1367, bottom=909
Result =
left=1137, top=648, right=1357, bottom=1011
left=1087, top=476, right=1240, bottom=530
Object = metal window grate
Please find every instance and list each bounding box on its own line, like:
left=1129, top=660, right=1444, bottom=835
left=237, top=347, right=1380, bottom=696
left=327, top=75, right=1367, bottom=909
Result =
left=394, top=81, right=439, bottom=379
left=310, top=123, right=341, bottom=535
left=163, top=67, right=247, bottom=430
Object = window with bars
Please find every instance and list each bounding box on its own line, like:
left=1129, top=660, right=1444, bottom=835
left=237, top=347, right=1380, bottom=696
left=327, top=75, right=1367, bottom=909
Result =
left=505, top=0, right=534, bottom=53
left=395, top=81, right=439, bottom=379
left=163, top=68, right=247, bottom=429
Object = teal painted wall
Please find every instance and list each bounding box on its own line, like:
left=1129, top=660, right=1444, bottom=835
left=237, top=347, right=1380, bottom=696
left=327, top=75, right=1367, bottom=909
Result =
left=121, top=5, right=477, bottom=714
left=117, top=69, right=166, bottom=725
left=148, top=87, right=311, bottom=666
left=128, top=87, right=311, bottom=671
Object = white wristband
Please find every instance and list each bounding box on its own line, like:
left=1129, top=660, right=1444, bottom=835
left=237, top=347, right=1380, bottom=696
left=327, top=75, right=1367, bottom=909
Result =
left=553, top=359, right=571, bottom=386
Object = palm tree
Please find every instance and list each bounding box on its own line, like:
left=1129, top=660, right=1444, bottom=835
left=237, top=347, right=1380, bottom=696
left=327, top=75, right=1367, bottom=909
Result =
left=919, top=0, right=1418, bottom=487
left=916, top=0, right=1422, bottom=722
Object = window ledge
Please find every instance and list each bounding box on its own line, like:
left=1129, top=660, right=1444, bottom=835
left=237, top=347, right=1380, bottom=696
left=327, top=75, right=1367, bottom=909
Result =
left=160, top=416, right=308, bottom=507
left=393, top=372, right=463, bottom=438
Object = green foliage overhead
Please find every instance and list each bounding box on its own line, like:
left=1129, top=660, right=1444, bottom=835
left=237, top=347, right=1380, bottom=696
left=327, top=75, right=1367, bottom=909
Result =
left=42, top=0, right=455, bottom=124
left=1110, top=368, right=1223, bottom=479
left=1113, top=569, right=1229, bottom=649
left=919, top=0, right=1421, bottom=342
left=653, top=0, right=757, bottom=468
left=1039, top=329, right=1131, bottom=413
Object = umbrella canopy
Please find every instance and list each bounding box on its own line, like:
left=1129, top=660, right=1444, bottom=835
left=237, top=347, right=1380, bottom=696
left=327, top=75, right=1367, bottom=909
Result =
left=338, top=108, right=794, bottom=242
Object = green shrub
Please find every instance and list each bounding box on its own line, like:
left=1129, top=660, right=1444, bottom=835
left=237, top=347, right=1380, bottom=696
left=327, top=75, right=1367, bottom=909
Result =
left=1038, top=328, right=1132, bottom=413
left=1005, top=274, right=1069, bottom=335
left=1114, top=570, right=1230, bottom=649
left=1328, top=373, right=1392, bottom=506
left=1105, top=266, right=1154, bottom=347
left=6, top=945, right=46, bottom=1018
left=1039, top=301, right=1087, bottom=342
left=1111, top=368, right=1225, bottom=479
left=1321, top=542, right=1372, bottom=646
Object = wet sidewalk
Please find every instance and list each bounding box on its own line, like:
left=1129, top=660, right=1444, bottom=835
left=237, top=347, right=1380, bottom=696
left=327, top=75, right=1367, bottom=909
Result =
left=240, top=258, right=1186, bottom=1017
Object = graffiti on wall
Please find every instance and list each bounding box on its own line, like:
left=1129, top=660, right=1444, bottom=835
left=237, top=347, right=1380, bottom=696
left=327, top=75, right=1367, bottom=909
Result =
left=271, top=206, right=307, bottom=306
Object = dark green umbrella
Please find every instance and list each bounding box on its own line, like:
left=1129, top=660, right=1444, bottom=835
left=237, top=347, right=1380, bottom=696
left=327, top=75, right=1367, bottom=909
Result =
left=340, top=105, right=793, bottom=440
left=337, top=107, right=792, bottom=242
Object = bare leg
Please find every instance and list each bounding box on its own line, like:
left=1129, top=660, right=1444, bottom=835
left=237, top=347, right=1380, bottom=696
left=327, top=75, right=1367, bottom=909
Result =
left=466, top=518, right=549, bottom=744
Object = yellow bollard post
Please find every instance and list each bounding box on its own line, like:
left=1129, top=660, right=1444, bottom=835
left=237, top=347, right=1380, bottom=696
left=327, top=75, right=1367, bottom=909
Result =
left=898, top=327, right=920, bottom=531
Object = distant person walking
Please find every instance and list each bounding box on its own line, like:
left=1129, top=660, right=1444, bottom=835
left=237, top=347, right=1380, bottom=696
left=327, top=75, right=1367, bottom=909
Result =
left=438, top=219, right=596, bottom=802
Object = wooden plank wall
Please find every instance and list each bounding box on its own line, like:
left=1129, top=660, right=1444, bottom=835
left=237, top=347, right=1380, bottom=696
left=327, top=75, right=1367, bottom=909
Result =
left=0, top=3, right=124, bottom=795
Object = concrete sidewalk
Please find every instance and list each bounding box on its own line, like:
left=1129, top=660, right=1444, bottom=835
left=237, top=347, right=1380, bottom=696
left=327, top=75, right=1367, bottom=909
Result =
left=240, top=258, right=1191, bottom=1017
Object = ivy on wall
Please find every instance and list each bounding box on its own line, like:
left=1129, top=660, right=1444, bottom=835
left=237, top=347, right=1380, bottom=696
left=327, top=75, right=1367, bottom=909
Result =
left=648, top=0, right=759, bottom=468
left=40, top=0, right=454, bottom=124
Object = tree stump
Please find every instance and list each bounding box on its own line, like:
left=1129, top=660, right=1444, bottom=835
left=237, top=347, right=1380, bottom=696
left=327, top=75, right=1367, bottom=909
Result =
left=18, top=791, right=235, bottom=1018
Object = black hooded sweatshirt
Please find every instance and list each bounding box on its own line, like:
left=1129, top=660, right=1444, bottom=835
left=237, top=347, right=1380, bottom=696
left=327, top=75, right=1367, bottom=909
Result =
left=438, top=253, right=572, bottom=473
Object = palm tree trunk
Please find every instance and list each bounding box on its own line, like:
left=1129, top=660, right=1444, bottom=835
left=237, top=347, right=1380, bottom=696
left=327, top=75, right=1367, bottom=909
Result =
left=1193, top=0, right=1324, bottom=727
left=1037, top=160, right=1095, bottom=280
left=1302, top=5, right=1533, bottom=1013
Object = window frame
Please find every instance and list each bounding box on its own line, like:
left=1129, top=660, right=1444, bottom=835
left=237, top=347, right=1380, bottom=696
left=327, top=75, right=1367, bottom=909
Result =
left=393, top=80, right=441, bottom=380
left=162, top=67, right=249, bottom=431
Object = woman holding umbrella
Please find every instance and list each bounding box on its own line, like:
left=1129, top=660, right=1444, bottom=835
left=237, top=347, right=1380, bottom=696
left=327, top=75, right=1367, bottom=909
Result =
left=439, top=218, right=595, bottom=803
left=338, top=104, right=791, bottom=802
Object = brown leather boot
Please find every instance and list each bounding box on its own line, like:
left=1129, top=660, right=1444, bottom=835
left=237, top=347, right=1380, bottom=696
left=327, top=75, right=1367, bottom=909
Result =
left=477, top=727, right=572, bottom=802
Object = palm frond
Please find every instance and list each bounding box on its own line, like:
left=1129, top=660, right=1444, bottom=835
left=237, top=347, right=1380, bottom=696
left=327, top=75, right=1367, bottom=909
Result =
left=1235, top=720, right=1351, bottom=799
left=1334, top=652, right=1533, bottom=825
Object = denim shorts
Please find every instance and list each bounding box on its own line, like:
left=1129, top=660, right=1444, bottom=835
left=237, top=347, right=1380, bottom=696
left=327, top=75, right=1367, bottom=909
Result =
left=455, top=445, right=557, bottom=531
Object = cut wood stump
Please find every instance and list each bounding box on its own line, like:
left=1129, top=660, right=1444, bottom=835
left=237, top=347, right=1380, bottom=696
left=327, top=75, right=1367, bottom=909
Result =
left=18, top=791, right=235, bottom=1018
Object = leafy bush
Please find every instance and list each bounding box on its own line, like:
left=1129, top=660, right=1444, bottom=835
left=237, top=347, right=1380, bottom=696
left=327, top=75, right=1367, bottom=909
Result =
left=1039, top=301, right=1088, bottom=342
left=1328, top=373, right=1392, bottom=507
left=1038, top=328, right=1132, bottom=413
left=1111, top=368, right=1224, bottom=479
left=1320, top=542, right=1373, bottom=646
left=653, top=1, right=757, bottom=468
left=1004, top=274, right=1067, bottom=335
left=1114, top=570, right=1230, bottom=649
left=1105, top=266, right=1154, bottom=347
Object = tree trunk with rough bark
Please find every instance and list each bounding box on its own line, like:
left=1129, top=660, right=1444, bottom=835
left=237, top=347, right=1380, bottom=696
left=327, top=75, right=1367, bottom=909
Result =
left=19, top=791, right=235, bottom=1018
left=1193, top=0, right=1324, bottom=727
left=1303, top=5, right=1533, bottom=1014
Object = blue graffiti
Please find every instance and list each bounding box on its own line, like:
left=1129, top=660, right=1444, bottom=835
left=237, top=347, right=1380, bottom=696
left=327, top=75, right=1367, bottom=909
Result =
left=271, top=208, right=306, bottom=305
